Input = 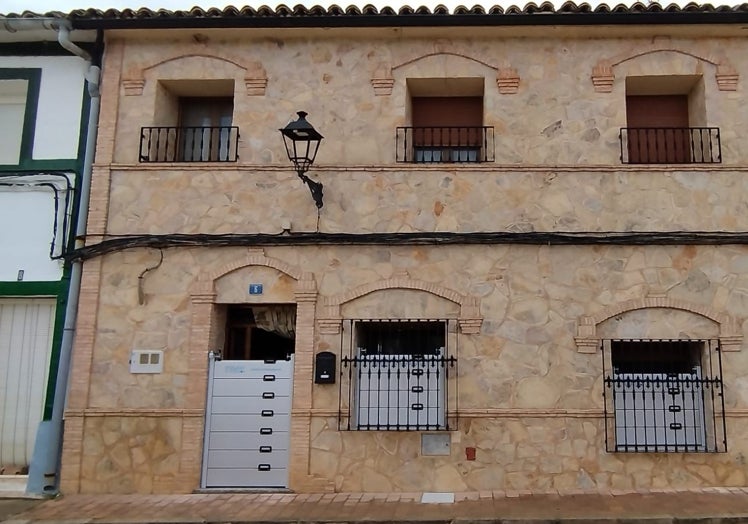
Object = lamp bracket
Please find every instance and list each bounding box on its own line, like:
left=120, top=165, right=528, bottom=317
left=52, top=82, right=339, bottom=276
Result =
left=297, top=172, right=324, bottom=209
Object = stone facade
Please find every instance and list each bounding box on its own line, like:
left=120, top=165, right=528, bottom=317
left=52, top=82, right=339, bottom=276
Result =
left=60, top=19, right=748, bottom=494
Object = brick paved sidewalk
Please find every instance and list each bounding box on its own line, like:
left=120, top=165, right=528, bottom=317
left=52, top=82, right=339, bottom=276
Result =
left=4, top=488, right=748, bottom=523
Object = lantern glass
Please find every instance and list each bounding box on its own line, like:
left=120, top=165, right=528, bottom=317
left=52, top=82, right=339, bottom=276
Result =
left=280, top=111, right=323, bottom=175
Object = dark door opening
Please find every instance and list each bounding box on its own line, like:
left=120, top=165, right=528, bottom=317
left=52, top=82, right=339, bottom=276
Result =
left=224, top=305, right=296, bottom=360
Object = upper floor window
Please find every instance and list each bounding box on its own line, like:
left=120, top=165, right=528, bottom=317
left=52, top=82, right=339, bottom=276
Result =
left=396, top=78, right=494, bottom=163
left=0, top=79, right=28, bottom=165
left=177, top=97, right=234, bottom=162
left=620, top=76, right=720, bottom=164
left=139, top=80, right=238, bottom=163
left=0, top=70, right=40, bottom=167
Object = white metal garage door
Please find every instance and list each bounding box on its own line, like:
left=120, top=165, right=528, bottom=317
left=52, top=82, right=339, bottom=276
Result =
left=0, top=298, right=55, bottom=469
left=201, top=354, right=293, bottom=488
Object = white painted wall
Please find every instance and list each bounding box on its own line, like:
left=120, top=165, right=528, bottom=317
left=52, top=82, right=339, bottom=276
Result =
left=0, top=56, right=88, bottom=161
left=0, top=183, right=69, bottom=281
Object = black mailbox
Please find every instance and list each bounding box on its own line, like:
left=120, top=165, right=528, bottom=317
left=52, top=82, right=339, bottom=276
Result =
left=314, top=351, right=336, bottom=384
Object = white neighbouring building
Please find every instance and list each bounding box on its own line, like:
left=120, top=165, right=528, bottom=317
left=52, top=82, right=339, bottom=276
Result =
left=0, top=18, right=97, bottom=495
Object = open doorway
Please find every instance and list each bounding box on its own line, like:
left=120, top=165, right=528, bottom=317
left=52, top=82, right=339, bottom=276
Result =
left=202, top=303, right=297, bottom=488
left=223, top=305, right=296, bottom=361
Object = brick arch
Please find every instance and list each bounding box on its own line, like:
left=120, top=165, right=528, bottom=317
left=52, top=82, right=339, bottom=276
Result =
left=591, top=45, right=738, bottom=92
left=143, top=53, right=247, bottom=75
left=611, top=48, right=719, bottom=69
left=330, top=278, right=463, bottom=307
left=318, top=277, right=482, bottom=335
left=592, top=297, right=723, bottom=326
left=209, top=251, right=302, bottom=284
left=122, top=53, right=267, bottom=96
left=392, top=52, right=498, bottom=73
left=189, top=248, right=309, bottom=296
left=371, top=52, right=520, bottom=95
left=575, top=297, right=742, bottom=353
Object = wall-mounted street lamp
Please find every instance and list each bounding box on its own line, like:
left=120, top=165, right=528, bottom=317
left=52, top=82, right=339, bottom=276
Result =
left=280, top=111, right=324, bottom=209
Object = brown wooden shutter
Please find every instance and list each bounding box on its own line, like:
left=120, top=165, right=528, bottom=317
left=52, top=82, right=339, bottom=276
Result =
left=626, top=95, right=690, bottom=163
left=411, top=97, right=482, bottom=147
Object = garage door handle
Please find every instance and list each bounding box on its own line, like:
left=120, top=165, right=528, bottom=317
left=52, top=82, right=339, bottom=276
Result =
left=259, top=446, right=272, bottom=453
left=263, top=375, right=276, bottom=381
left=258, top=464, right=271, bottom=471
left=261, top=410, right=274, bottom=417
left=260, top=427, right=273, bottom=435
left=262, top=392, right=275, bottom=399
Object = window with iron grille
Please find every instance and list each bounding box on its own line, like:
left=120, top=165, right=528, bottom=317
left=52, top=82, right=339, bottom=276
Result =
left=602, top=339, right=726, bottom=453
left=339, top=319, right=457, bottom=431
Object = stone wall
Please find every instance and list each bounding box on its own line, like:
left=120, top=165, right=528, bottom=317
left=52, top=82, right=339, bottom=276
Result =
left=63, top=244, right=748, bottom=493
left=106, top=168, right=748, bottom=235
left=111, top=31, right=746, bottom=166
left=310, top=417, right=748, bottom=492
left=60, top=24, right=748, bottom=494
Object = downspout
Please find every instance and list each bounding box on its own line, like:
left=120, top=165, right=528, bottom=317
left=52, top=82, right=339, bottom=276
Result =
left=24, top=18, right=100, bottom=497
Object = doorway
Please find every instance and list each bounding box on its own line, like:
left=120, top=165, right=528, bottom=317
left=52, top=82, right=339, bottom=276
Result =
left=201, top=304, right=296, bottom=488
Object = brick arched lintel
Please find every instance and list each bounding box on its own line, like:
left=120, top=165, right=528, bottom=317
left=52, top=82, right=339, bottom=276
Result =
left=392, top=51, right=498, bottom=72
left=593, top=297, right=724, bottom=327
left=191, top=248, right=312, bottom=297
left=591, top=45, right=738, bottom=93
left=143, top=53, right=248, bottom=75
left=610, top=48, right=719, bottom=69
left=328, top=278, right=463, bottom=307
left=575, top=297, right=742, bottom=353
left=319, top=278, right=482, bottom=335
left=124, top=54, right=267, bottom=96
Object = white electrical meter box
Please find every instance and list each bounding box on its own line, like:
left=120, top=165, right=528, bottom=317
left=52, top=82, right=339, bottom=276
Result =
left=130, top=349, right=164, bottom=373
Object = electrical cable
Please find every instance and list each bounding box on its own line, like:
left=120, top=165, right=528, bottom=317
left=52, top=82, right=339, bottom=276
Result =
left=67, top=230, right=748, bottom=262
left=37, top=183, right=60, bottom=259
left=137, top=248, right=164, bottom=305
left=0, top=172, right=74, bottom=259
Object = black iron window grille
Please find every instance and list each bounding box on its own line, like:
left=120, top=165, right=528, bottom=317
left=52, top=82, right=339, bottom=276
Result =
left=619, top=127, right=721, bottom=164
left=396, top=127, right=494, bottom=163
left=139, top=126, right=239, bottom=162
left=339, top=319, right=458, bottom=431
left=602, top=339, right=726, bottom=453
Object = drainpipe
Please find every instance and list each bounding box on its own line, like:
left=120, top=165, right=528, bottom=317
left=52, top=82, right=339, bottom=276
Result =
left=10, top=17, right=102, bottom=497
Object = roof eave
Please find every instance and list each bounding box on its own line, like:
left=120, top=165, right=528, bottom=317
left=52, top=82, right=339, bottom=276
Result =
left=68, top=11, right=748, bottom=30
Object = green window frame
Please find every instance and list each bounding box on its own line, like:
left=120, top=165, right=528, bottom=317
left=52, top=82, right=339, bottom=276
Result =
left=0, top=68, right=41, bottom=168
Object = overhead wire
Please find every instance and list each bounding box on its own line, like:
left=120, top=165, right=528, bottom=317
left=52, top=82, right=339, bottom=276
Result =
left=0, top=172, right=74, bottom=259
left=67, top=230, right=748, bottom=261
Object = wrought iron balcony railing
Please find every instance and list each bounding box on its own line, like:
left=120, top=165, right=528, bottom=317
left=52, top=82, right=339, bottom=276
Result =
left=396, top=126, right=494, bottom=163
left=139, top=126, right=239, bottom=163
left=620, top=127, right=721, bottom=164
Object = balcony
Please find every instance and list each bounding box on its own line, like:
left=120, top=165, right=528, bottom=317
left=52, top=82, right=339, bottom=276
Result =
left=396, top=126, right=494, bottom=163
left=139, top=126, right=239, bottom=163
left=620, top=127, right=721, bottom=164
